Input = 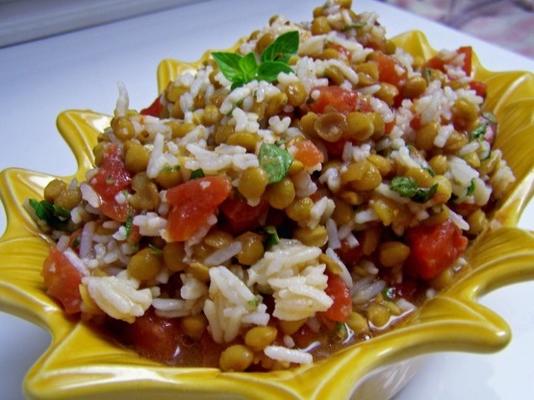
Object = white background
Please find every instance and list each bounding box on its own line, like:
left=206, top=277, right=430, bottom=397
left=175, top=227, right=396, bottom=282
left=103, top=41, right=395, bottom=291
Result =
left=0, top=1, right=533, bottom=399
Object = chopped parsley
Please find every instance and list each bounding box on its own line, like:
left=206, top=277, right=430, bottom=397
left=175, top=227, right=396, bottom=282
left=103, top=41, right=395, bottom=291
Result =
left=212, top=31, right=298, bottom=89
left=264, top=225, right=280, bottom=248
left=390, top=176, right=438, bottom=203
left=190, top=169, right=205, bottom=179
left=161, top=164, right=180, bottom=173
left=28, top=199, right=71, bottom=229
left=469, top=122, right=487, bottom=140
left=382, top=287, right=396, bottom=301
left=124, top=215, right=133, bottom=238
left=466, top=179, right=476, bottom=196
left=258, top=143, right=293, bottom=183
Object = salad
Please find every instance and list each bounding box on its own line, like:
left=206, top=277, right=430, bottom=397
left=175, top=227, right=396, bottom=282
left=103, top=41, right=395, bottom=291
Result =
left=26, top=0, right=515, bottom=372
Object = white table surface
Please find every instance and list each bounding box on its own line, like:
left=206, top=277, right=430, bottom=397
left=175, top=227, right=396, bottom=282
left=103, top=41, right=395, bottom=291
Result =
left=0, top=1, right=533, bottom=399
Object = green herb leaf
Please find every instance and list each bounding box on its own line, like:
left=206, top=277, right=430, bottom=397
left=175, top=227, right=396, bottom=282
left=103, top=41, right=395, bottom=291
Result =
left=390, top=177, right=437, bottom=203
left=148, top=244, right=163, bottom=255
left=261, top=30, right=299, bottom=63
left=124, top=215, right=133, bottom=238
left=469, top=122, right=487, bottom=140
left=342, top=22, right=365, bottom=31
left=28, top=199, right=70, bottom=229
left=466, top=179, right=476, bottom=196
left=247, top=296, right=260, bottom=310
left=424, top=167, right=435, bottom=177
left=211, top=52, right=243, bottom=82
left=162, top=164, right=180, bottom=173
left=238, top=52, right=258, bottom=81
left=259, top=143, right=293, bottom=183
left=335, top=322, right=348, bottom=341
left=264, top=225, right=280, bottom=248
left=190, top=169, right=205, bottom=179
left=382, top=287, right=396, bottom=301
left=257, top=61, right=293, bottom=82
left=422, top=67, right=432, bottom=82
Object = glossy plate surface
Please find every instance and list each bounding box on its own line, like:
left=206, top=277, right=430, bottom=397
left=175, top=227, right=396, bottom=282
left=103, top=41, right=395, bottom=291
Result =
left=0, top=31, right=533, bottom=399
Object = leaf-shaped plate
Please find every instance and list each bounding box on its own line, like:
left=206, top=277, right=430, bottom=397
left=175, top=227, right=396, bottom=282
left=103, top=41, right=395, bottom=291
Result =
left=0, top=30, right=533, bottom=400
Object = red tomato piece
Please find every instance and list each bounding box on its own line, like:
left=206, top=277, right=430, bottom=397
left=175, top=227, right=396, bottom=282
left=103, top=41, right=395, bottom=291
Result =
left=293, top=139, right=324, bottom=168
left=128, top=309, right=183, bottom=363
left=323, top=274, right=352, bottom=322
left=375, top=52, right=407, bottom=87
left=469, top=80, right=487, bottom=98
left=167, top=176, right=231, bottom=241
left=410, top=115, right=422, bottom=131
left=393, top=280, right=418, bottom=302
left=309, top=86, right=357, bottom=114
left=42, top=247, right=82, bottom=314
left=91, top=144, right=131, bottom=222
left=293, top=324, right=318, bottom=349
left=220, top=196, right=269, bottom=234
left=335, top=240, right=363, bottom=268
left=140, top=96, right=163, bottom=117
left=407, top=220, right=468, bottom=280
left=323, top=139, right=348, bottom=158
left=425, top=56, right=445, bottom=72
left=457, top=46, right=473, bottom=76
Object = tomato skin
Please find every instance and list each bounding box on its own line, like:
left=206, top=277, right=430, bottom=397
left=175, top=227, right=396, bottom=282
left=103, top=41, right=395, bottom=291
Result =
left=323, top=274, right=352, bottom=322
left=309, top=86, right=357, bottom=114
left=140, top=96, right=163, bottom=117
left=91, top=144, right=131, bottom=222
left=375, top=52, right=407, bottom=87
left=167, top=176, right=231, bottom=241
left=293, top=324, right=317, bottom=349
left=457, top=46, right=473, bottom=76
left=469, top=80, right=487, bottom=98
left=407, top=220, right=468, bottom=280
left=42, top=247, right=82, bottom=314
left=336, top=240, right=363, bottom=268
left=293, top=140, right=324, bottom=168
left=128, top=309, right=183, bottom=363
left=426, top=56, right=445, bottom=72
left=220, top=196, right=269, bottom=234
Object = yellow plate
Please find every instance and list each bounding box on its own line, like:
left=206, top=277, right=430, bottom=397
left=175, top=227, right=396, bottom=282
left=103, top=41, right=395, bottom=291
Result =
left=0, top=30, right=533, bottom=400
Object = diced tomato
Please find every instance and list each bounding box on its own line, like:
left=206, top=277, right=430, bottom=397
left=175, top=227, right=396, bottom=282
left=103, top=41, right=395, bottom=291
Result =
left=91, top=144, right=131, bottom=222
left=335, top=240, right=363, bottom=268
left=457, top=46, right=473, bottom=76
left=140, top=96, right=163, bottom=117
left=309, top=86, right=357, bottom=114
left=220, top=196, right=269, bottom=234
left=469, top=80, right=487, bottom=98
left=128, top=309, right=182, bottom=363
left=293, top=139, right=324, bottom=168
left=166, top=176, right=231, bottom=241
left=385, top=121, right=395, bottom=134
left=407, top=220, right=468, bottom=280
left=323, top=139, right=348, bottom=158
left=323, top=274, right=352, bottom=322
left=375, top=52, right=407, bottom=87
left=42, top=247, right=82, bottom=314
left=293, top=324, right=318, bottom=349
left=425, top=56, right=445, bottom=72
left=199, top=331, right=225, bottom=366
left=392, top=280, right=418, bottom=302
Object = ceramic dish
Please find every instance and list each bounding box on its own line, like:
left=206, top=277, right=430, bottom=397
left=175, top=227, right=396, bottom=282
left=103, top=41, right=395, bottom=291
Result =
left=0, top=30, right=533, bottom=400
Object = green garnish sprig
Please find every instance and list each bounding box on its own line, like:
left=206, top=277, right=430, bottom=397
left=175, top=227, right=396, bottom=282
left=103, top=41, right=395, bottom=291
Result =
left=28, top=199, right=71, bottom=230
left=212, top=31, right=299, bottom=89
left=390, top=176, right=438, bottom=203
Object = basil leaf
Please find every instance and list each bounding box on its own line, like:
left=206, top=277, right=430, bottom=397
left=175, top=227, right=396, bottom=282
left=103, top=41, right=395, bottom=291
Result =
left=412, top=183, right=438, bottom=203
left=190, top=169, right=205, bottom=179
left=212, top=52, right=243, bottom=82
left=342, top=22, right=365, bottom=31
left=390, top=177, right=437, bottom=203
left=259, top=143, right=293, bottom=183
left=470, top=122, right=487, bottom=140
left=390, top=177, right=418, bottom=198
left=28, top=199, right=70, bottom=229
left=124, top=215, right=133, bottom=238
left=261, top=30, right=299, bottom=63
left=239, top=52, right=258, bottom=82
left=257, top=61, right=293, bottom=83
left=264, top=225, right=280, bottom=248
left=466, top=179, right=476, bottom=196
